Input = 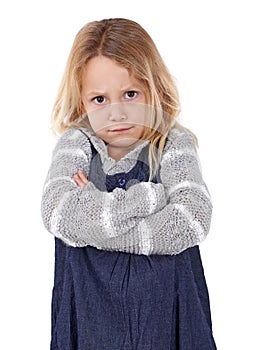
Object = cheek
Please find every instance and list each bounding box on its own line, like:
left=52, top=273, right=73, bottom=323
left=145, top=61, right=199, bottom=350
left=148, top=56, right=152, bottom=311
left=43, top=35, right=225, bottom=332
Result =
left=126, top=103, right=149, bottom=127
left=87, top=108, right=109, bottom=133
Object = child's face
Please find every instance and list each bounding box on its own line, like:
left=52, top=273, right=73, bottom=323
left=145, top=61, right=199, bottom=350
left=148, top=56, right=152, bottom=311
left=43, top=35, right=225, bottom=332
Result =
left=81, top=55, right=149, bottom=151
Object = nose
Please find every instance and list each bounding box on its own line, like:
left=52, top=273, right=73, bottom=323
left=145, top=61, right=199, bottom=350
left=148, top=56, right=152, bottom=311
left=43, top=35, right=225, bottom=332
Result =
left=108, top=103, right=127, bottom=121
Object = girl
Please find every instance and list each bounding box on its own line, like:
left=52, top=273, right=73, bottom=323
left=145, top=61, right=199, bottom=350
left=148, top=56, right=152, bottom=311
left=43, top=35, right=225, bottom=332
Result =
left=41, top=18, right=217, bottom=349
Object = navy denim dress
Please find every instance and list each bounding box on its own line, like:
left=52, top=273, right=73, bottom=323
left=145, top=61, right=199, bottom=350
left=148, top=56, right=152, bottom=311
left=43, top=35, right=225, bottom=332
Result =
left=50, top=139, right=217, bottom=350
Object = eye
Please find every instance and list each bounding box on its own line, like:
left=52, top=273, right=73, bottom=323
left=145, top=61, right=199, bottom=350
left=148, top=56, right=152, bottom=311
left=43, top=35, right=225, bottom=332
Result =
left=92, top=96, right=106, bottom=104
left=124, top=90, right=138, bottom=99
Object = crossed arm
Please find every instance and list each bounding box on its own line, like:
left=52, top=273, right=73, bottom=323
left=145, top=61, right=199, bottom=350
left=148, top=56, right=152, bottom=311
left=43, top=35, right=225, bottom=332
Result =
left=41, top=127, right=212, bottom=255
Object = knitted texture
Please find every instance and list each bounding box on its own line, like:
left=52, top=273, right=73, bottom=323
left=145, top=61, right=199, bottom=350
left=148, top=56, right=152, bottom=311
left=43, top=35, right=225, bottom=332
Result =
left=41, top=126, right=212, bottom=255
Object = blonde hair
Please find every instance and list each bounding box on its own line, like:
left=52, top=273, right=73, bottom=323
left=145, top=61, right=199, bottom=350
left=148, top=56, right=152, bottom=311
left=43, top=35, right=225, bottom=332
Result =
left=52, top=18, right=181, bottom=180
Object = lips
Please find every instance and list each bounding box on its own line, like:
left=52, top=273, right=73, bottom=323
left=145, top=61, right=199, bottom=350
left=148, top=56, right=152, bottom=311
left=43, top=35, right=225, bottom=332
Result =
left=109, top=126, right=133, bottom=132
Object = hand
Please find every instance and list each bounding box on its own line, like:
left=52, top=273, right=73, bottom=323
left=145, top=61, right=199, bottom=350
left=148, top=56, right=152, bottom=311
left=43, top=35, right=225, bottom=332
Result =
left=73, top=169, right=89, bottom=189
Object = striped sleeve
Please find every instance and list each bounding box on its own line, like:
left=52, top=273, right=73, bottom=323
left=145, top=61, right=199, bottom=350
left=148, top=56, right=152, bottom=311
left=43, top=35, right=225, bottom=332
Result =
left=41, top=128, right=166, bottom=248
left=98, top=127, right=213, bottom=255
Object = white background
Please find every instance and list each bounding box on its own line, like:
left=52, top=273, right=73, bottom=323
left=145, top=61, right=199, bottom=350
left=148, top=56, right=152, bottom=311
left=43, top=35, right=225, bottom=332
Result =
left=0, top=0, right=252, bottom=349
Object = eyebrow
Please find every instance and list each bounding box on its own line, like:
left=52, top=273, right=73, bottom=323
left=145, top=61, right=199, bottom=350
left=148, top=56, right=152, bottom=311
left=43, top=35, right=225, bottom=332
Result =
left=85, top=90, right=106, bottom=97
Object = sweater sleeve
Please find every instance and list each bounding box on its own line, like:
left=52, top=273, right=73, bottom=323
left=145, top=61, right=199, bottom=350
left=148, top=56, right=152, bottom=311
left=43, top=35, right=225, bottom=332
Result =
left=96, top=127, right=213, bottom=255
left=41, top=128, right=167, bottom=247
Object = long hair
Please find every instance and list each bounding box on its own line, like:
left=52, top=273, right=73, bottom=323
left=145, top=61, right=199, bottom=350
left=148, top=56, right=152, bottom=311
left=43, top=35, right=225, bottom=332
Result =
left=52, top=18, right=181, bottom=180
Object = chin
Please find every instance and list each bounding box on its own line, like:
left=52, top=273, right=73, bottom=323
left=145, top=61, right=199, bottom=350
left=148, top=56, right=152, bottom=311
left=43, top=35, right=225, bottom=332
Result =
left=108, top=137, right=140, bottom=148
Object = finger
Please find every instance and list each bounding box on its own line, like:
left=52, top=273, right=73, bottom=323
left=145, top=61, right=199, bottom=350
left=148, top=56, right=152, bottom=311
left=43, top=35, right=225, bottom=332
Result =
left=73, top=174, right=85, bottom=188
left=78, top=169, right=89, bottom=183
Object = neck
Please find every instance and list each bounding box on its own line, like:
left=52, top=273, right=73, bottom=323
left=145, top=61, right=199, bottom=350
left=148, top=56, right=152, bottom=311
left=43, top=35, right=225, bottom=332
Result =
left=107, top=147, right=131, bottom=162
left=107, top=140, right=144, bottom=162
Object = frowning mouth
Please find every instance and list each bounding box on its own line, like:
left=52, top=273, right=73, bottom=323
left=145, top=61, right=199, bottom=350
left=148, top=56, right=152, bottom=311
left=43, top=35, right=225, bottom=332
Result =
left=109, top=126, right=133, bottom=132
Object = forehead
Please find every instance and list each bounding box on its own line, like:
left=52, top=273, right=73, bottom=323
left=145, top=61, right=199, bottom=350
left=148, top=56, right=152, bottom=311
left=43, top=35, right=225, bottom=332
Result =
left=82, top=56, right=140, bottom=90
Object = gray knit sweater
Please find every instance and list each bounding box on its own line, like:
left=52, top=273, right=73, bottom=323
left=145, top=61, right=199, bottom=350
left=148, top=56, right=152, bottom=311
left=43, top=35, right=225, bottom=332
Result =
left=41, top=126, right=212, bottom=255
